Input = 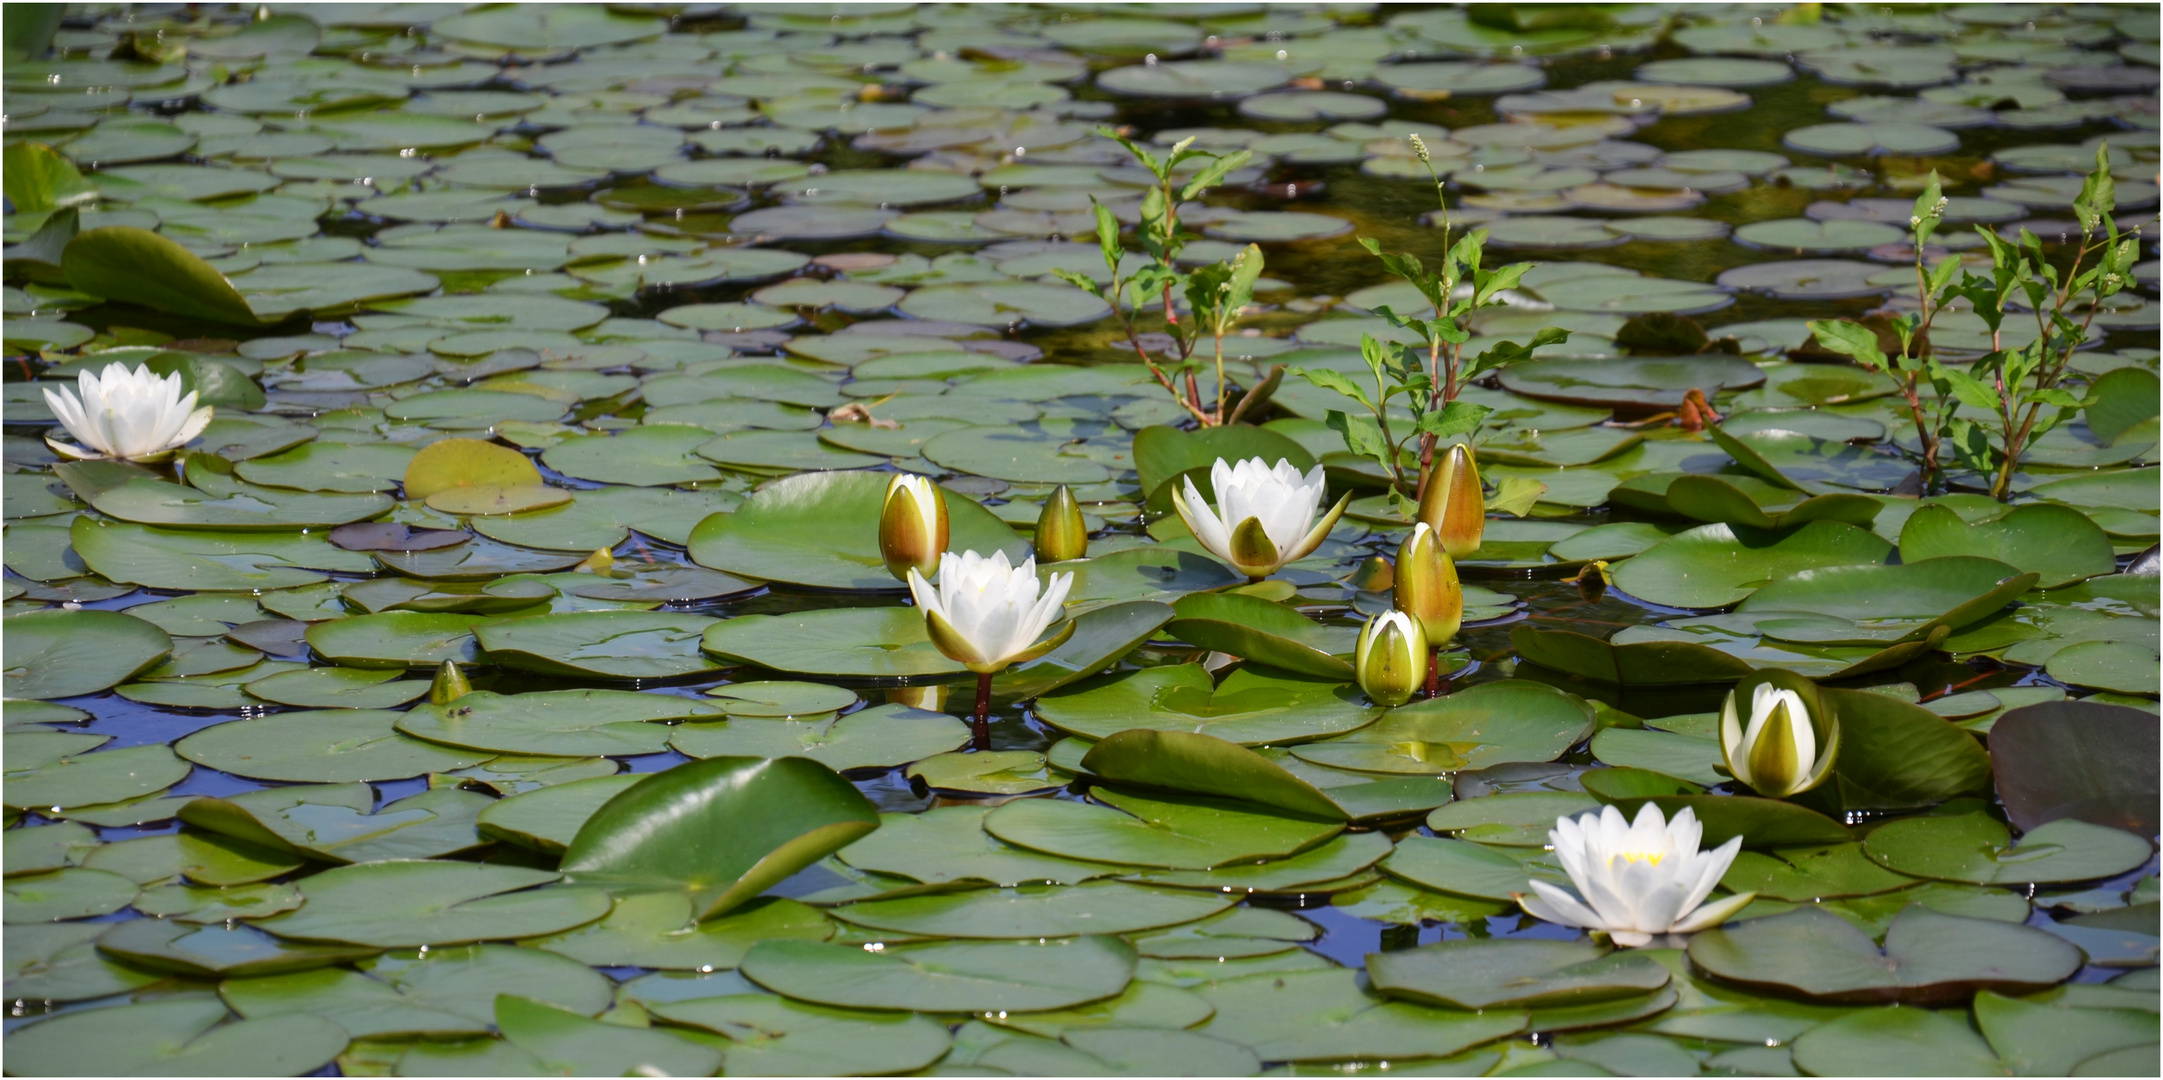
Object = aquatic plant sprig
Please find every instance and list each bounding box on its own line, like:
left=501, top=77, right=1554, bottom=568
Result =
left=1288, top=131, right=1566, bottom=516
left=1048, top=128, right=1274, bottom=427
left=1811, top=144, right=2155, bottom=499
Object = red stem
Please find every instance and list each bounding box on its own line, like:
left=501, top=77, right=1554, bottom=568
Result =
left=973, top=672, right=993, bottom=751
left=1425, top=645, right=1442, bottom=699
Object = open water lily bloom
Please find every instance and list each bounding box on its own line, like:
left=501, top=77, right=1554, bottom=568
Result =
left=1516, top=803, right=1755, bottom=947
left=1173, top=456, right=1350, bottom=580
left=42, top=361, right=214, bottom=462
left=908, top=550, right=1074, bottom=674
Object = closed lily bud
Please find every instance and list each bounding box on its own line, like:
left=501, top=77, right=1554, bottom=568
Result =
left=429, top=660, right=472, bottom=705
left=880, top=473, right=948, bottom=583
left=1416, top=443, right=1484, bottom=559
left=1394, top=522, right=1462, bottom=645
left=1034, top=485, right=1088, bottom=563
left=1720, top=669, right=1839, bottom=798
left=1355, top=610, right=1428, bottom=707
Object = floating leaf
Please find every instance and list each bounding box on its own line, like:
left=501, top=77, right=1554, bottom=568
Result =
left=561, top=756, right=879, bottom=920
left=1687, top=906, right=2083, bottom=1004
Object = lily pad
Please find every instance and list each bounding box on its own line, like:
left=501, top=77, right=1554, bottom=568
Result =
left=176, top=710, right=488, bottom=783
left=1612, top=521, right=1893, bottom=610
left=399, top=689, right=719, bottom=757
left=985, top=786, right=1342, bottom=870
left=650, top=993, right=953, bottom=1076
left=475, top=611, right=723, bottom=680
left=562, top=755, right=879, bottom=920
left=741, top=935, right=1138, bottom=1013
left=1863, top=809, right=2153, bottom=886
left=2, top=608, right=170, bottom=699
left=256, top=861, right=609, bottom=948
left=671, top=703, right=970, bottom=772
left=830, top=881, right=1233, bottom=939
left=1036, top=663, right=1380, bottom=746
left=1368, top=938, right=1671, bottom=1010
left=1289, top=681, right=1596, bottom=776
left=688, top=469, right=1022, bottom=590
left=1687, top=905, right=2083, bottom=1004
left=2, top=997, right=346, bottom=1078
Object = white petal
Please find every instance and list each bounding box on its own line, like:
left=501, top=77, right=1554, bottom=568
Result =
left=1522, top=880, right=1605, bottom=931
left=1671, top=890, right=1756, bottom=934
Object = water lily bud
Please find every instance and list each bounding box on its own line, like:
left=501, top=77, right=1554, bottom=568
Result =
left=1719, top=669, right=1839, bottom=798
left=574, top=547, right=614, bottom=573
left=1034, top=485, right=1088, bottom=563
left=429, top=660, right=471, bottom=705
left=1355, top=610, right=1428, bottom=707
left=1394, top=523, right=1462, bottom=645
left=1349, top=554, right=1395, bottom=593
left=880, top=473, right=948, bottom=583
left=886, top=684, right=948, bottom=711
left=1416, top=444, right=1484, bottom=559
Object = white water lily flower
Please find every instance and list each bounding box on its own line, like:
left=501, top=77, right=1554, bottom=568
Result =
left=42, top=362, right=214, bottom=462
left=1173, top=457, right=1349, bottom=580
left=1515, top=803, right=1754, bottom=948
left=908, top=550, right=1075, bottom=674
left=1721, top=681, right=1837, bottom=798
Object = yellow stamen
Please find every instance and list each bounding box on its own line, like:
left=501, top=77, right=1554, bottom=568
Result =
left=1613, top=851, right=1664, bottom=866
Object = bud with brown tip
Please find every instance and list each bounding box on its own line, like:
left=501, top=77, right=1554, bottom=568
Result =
left=1417, top=443, right=1484, bottom=559
left=879, top=473, right=948, bottom=583
left=1034, top=485, right=1088, bottom=563
left=1394, top=522, right=1462, bottom=646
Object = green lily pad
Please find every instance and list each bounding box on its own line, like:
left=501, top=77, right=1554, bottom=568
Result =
left=1193, top=967, right=1529, bottom=1063
left=55, top=459, right=392, bottom=531
left=1899, top=503, right=2117, bottom=589
left=1, top=997, right=347, bottom=1078
left=1497, top=355, right=1764, bottom=409
left=1292, top=681, right=1596, bottom=776
left=740, top=935, right=1137, bottom=1013
left=3, top=866, right=139, bottom=921
left=243, top=666, right=430, bottom=709
left=399, top=689, right=718, bottom=757
left=176, top=710, right=488, bottom=782
left=563, top=756, right=879, bottom=921
left=1425, top=792, right=1604, bottom=846
left=985, top=786, right=1343, bottom=870
left=5, top=738, right=189, bottom=811
left=525, top=892, right=834, bottom=972
left=1165, top=592, right=1357, bottom=680
left=1687, top=905, right=2083, bottom=1004
left=1037, top=663, right=1380, bottom=746
left=71, top=517, right=373, bottom=591
left=838, top=806, right=1128, bottom=888
left=476, top=774, right=645, bottom=856
left=651, top=993, right=953, bottom=1076
left=831, top=880, right=1233, bottom=939
left=305, top=612, right=496, bottom=669
left=1611, top=520, right=1894, bottom=610
left=2, top=608, right=170, bottom=699
left=95, top=919, right=377, bottom=978
left=474, top=610, right=722, bottom=680
left=700, top=606, right=964, bottom=679
left=907, top=750, right=1067, bottom=796
left=688, top=469, right=1022, bottom=590
left=1863, top=810, right=2153, bottom=886
left=179, top=784, right=491, bottom=864
left=1721, top=842, right=1918, bottom=901
left=670, top=703, right=970, bottom=771
left=1368, top=938, right=1671, bottom=1010
left=257, top=861, right=609, bottom=948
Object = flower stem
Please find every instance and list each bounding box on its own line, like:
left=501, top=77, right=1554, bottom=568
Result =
left=1425, top=646, right=1442, bottom=699
left=973, top=672, right=993, bottom=751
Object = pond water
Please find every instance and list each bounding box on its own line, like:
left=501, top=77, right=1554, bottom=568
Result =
left=3, top=3, right=2161, bottom=1077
